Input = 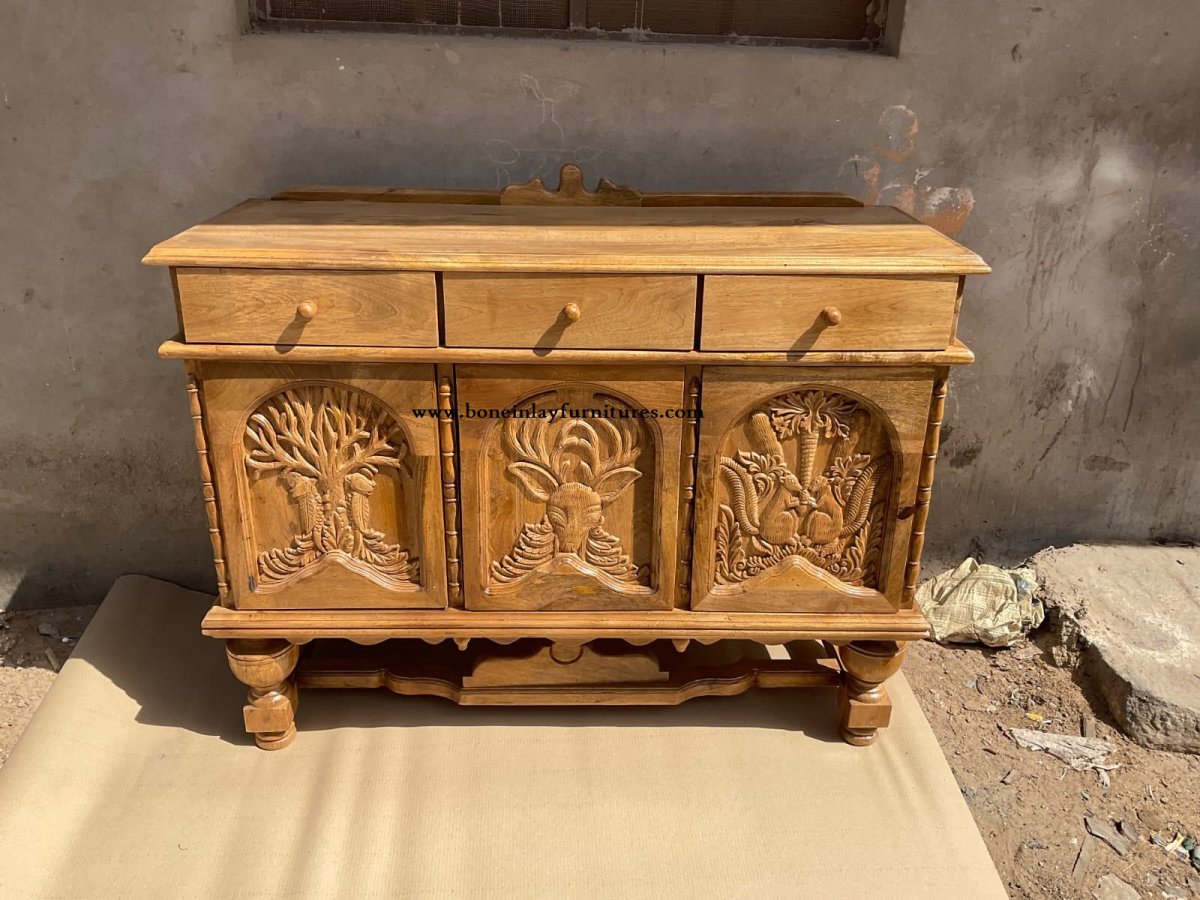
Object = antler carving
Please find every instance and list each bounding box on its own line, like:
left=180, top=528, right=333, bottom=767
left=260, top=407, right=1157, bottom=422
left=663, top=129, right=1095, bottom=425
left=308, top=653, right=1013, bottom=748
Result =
left=491, top=411, right=646, bottom=589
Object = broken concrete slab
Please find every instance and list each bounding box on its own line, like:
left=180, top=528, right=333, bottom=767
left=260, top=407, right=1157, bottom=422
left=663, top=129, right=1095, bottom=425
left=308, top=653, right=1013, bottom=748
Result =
left=1036, top=543, right=1200, bottom=754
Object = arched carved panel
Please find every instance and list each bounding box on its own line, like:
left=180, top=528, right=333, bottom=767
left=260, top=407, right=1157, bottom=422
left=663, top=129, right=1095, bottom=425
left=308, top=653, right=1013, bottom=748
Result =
left=242, top=384, right=421, bottom=592
left=485, top=388, right=655, bottom=596
left=713, top=388, right=894, bottom=591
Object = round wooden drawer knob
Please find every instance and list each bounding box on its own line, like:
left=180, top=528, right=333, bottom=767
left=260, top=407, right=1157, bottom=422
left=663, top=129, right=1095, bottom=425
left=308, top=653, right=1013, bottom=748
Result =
left=562, top=302, right=582, bottom=323
left=296, top=301, right=318, bottom=320
left=821, top=306, right=843, bottom=326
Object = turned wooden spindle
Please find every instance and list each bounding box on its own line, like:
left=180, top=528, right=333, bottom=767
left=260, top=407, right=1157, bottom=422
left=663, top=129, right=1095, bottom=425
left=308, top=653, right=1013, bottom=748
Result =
left=226, top=639, right=300, bottom=750
left=837, top=640, right=907, bottom=746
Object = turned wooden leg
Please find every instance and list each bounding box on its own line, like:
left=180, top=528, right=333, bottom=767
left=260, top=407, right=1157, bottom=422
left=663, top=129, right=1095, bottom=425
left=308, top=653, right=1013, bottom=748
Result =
left=837, top=640, right=907, bottom=747
left=226, top=639, right=300, bottom=751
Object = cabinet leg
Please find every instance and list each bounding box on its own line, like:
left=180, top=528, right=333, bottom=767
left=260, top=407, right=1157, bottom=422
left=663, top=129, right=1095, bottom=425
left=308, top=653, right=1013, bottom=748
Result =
left=226, top=639, right=300, bottom=751
left=837, top=640, right=906, bottom=747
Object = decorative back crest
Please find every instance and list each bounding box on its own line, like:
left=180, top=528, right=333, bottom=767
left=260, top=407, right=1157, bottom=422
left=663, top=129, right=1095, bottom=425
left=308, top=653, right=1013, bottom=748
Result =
left=500, top=163, right=642, bottom=207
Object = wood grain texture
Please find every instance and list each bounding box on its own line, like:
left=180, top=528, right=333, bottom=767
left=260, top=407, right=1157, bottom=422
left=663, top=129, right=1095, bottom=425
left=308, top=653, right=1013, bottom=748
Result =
left=294, top=639, right=842, bottom=705
left=144, top=201, right=990, bottom=275
left=902, top=370, right=950, bottom=608
left=176, top=268, right=437, bottom=347
left=152, top=178, right=987, bottom=748
left=159, top=337, right=977, bottom=367
left=838, top=640, right=906, bottom=746
left=499, top=163, right=642, bottom=207
left=202, top=604, right=931, bottom=644
left=185, top=370, right=229, bottom=602
left=196, top=361, right=447, bottom=610
left=442, top=273, right=696, bottom=350
left=455, top=365, right=685, bottom=611
left=273, top=184, right=864, bottom=208
left=691, top=367, right=936, bottom=613
left=701, top=275, right=959, bottom=351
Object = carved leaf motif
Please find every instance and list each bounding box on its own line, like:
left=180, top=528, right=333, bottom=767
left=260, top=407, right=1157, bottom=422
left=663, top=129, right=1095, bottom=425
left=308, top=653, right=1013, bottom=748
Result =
left=489, top=408, right=648, bottom=590
left=714, top=389, right=891, bottom=589
left=244, top=385, right=420, bottom=589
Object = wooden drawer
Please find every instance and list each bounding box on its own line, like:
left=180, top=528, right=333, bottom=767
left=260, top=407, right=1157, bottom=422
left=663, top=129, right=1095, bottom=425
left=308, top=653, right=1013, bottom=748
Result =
left=443, top=274, right=696, bottom=350
left=701, top=275, right=959, bottom=351
left=176, top=268, right=438, bottom=347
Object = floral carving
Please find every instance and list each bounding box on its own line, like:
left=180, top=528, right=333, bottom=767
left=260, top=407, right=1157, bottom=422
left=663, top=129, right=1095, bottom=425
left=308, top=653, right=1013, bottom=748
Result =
left=244, top=385, right=419, bottom=589
left=491, top=414, right=646, bottom=589
left=714, top=390, right=890, bottom=588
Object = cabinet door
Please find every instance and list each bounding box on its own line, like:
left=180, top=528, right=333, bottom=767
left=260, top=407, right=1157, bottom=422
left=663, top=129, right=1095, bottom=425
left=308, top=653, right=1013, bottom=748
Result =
left=691, top=367, right=935, bottom=613
left=199, top=362, right=447, bottom=609
left=457, top=365, right=686, bottom=611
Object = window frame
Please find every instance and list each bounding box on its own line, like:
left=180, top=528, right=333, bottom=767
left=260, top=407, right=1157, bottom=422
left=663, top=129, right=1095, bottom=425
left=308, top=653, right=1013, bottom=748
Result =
left=246, top=0, right=904, bottom=53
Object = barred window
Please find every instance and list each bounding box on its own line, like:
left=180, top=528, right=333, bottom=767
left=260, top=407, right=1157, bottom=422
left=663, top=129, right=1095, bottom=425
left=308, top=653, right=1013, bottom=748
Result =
left=251, top=0, right=895, bottom=50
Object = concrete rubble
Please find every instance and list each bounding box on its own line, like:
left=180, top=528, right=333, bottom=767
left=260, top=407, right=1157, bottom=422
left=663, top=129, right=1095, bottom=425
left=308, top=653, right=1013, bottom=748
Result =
left=1036, top=543, right=1200, bottom=754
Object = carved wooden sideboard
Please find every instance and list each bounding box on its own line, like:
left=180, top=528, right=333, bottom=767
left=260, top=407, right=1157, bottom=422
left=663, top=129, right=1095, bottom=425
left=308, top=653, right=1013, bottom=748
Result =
left=146, top=166, right=988, bottom=750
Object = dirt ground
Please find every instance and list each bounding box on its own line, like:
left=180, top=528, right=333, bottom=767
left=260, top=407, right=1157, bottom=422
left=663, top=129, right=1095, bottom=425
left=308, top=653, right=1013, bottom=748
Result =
left=0, top=604, right=1197, bottom=899
left=0, top=607, right=95, bottom=767
left=905, top=634, right=1200, bottom=900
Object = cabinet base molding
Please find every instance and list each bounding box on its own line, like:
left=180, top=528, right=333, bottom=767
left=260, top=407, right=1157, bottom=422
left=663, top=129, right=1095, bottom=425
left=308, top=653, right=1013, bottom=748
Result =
left=296, top=638, right=844, bottom=705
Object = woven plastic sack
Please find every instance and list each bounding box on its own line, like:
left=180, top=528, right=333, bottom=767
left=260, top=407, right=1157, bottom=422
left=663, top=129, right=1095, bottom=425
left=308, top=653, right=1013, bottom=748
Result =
left=917, top=558, right=1042, bottom=647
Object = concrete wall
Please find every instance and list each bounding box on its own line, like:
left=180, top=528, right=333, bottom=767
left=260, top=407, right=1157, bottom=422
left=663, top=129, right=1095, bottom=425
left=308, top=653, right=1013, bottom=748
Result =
left=1, top=1, right=1197, bottom=606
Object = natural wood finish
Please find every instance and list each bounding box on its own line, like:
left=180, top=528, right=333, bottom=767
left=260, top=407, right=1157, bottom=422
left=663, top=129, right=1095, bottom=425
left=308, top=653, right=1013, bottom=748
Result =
left=185, top=371, right=228, bottom=601
left=702, top=275, right=960, bottom=351
left=197, top=362, right=447, bottom=609
left=294, top=638, right=842, bottom=705
left=159, top=337, right=977, bottom=368
left=902, top=370, right=950, bottom=607
left=677, top=376, right=701, bottom=606
left=691, top=367, right=934, bottom=613
left=202, top=604, right=931, bottom=644
left=274, top=184, right=863, bottom=208
left=143, top=201, right=990, bottom=275
left=455, top=365, right=684, bottom=611
left=499, top=163, right=642, bottom=207
left=837, top=640, right=907, bottom=746
left=437, top=370, right=462, bottom=602
left=226, top=639, right=300, bottom=750
left=442, top=274, right=696, bottom=350
left=175, top=268, right=438, bottom=347
left=152, top=171, right=986, bottom=748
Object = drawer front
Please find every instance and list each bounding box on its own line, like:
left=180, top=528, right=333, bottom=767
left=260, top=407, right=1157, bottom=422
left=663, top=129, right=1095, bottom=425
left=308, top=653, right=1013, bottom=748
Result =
left=443, top=274, right=696, bottom=350
left=701, top=275, right=958, bottom=351
left=177, top=268, right=438, bottom=347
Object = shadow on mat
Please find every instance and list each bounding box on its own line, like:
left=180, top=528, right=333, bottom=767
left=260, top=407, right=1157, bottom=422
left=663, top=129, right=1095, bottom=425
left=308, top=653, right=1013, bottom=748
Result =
left=76, top=576, right=844, bottom=747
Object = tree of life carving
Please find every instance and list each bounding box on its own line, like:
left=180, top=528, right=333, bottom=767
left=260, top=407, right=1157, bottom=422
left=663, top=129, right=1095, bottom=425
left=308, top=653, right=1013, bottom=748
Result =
left=714, top=390, right=891, bottom=588
left=490, top=414, right=647, bottom=590
left=244, top=385, right=419, bottom=589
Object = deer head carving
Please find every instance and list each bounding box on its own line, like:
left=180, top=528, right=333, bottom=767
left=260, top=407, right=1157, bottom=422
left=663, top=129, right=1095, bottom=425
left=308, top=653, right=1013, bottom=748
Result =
left=504, top=416, right=642, bottom=556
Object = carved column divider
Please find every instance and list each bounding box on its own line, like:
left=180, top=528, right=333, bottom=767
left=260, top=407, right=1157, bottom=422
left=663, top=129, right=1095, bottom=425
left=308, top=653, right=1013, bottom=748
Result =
left=902, top=369, right=949, bottom=606
left=438, top=369, right=462, bottom=600
left=186, top=368, right=228, bottom=601
left=678, top=375, right=701, bottom=605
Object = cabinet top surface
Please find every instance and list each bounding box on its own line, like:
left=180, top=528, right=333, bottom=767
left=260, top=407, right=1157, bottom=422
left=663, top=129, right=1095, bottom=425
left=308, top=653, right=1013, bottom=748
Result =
left=144, top=199, right=990, bottom=276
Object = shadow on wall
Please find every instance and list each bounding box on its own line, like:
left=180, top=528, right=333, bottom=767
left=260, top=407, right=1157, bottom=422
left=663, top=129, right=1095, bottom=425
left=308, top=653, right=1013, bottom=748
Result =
left=840, top=105, right=975, bottom=236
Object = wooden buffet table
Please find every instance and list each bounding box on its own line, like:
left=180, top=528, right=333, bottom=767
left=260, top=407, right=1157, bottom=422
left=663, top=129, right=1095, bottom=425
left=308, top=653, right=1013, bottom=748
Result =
left=146, top=166, right=988, bottom=750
